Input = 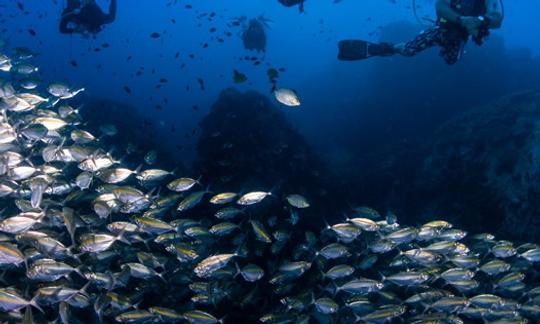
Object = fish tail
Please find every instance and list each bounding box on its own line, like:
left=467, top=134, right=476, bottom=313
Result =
left=115, top=226, right=131, bottom=245
left=29, top=296, right=44, bottom=314
left=234, top=262, right=242, bottom=279
left=158, top=270, right=167, bottom=283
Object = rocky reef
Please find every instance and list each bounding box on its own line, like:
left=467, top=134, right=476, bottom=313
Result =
left=352, top=91, right=540, bottom=242
left=193, top=88, right=333, bottom=227
left=416, top=91, right=540, bottom=241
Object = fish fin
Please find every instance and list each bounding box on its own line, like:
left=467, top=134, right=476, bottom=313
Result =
left=58, top=301, right=71, bottom=324
left=145, top=187, right=159, bottom=200
left=72, top=264, right=86, bottom=279
left=28, top=296, right=44, bottom=314
left=352, top=312, right=364, bottom=323
left=74, top=104, right=83, bottom=115
left=132, top=299, right=143, bottom=310
left=115, top=226, right=131, bottom=245
left=74, top=87, right=85, bottom=96
left=63, top=214, right=77, bottom=247
left=157, top=270, right=168, bottom=283
left=234, top=262, right=242, bottom=279
left=268, top=183, right=282, bottom=197
left=113, top=270, right=130, bottom=289
left=134, top=235, right=153, bottom=251
left=134, top=164, right=143, bottom=174
left=0, top=110, right=8, bottom=123
left=322, top=218, right=331, bottom=231
left=195, top=175, right=203, bottom=186
left=420, top=302, right=431, bottom=314
left=46, top=97, right=61, bottom=108
left=22, top=305, right=34, bottom=324
left=74, top=281, right=91, bottom=299
left=93, top=294, right=111, bottom=322
left=326, top=281, right=339, bottom=297
left=114, top=154, right=126, bottom=165
left=57, top=242, right=80, bottom=263
left=234, top=244, right=247, bottom=258
left=0, top=270, right=7, bottom=285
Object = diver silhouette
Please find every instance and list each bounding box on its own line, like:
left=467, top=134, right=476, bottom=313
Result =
left=278, top=0, right=305, bottom=12
left=59, top=0, right=117, bottom=36
left=338, top=0, right=504, bottom=65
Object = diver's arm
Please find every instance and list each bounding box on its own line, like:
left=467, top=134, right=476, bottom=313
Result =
left=435, top=0, right=463, bottom=24
left=437, top=0, right=483, bottom=36
left=484, top=0, right=503, bottom=29
left=59, top=16, right=75, bottom=33
left=102, top=0, right=117, bottom=24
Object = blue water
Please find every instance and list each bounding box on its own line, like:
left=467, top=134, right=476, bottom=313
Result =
left=3, top=0, right=538, bottom=160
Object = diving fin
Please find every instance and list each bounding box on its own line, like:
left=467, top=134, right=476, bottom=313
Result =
left=338, top=40, right=396, bottom=61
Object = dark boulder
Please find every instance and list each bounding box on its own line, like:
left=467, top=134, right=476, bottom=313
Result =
left=194, top=88, right=333, bottom=226
left=413, top=91, right=540, bottom=241
left=357, top=91, right=540, bottom=242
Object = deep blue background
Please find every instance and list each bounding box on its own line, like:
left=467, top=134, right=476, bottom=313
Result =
left=1, top=0, right=539, bottom=166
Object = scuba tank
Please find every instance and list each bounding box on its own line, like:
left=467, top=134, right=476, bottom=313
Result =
left=450, top=0, right=486, bottom=17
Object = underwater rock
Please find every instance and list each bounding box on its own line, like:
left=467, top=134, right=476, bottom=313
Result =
left=194, top=88, right=329, bottom=220
left=359, top=91, right=540, bottom=242
left=415, top=91, right=540, bottom=241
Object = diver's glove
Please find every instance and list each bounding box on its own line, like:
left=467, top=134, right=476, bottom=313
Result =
left=471, top=16, right=491, bottom=45
left=459, top=16, right=484, bottom=37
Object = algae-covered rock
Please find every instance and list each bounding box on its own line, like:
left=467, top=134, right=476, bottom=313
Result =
left=417, top=91, right=540, bottom=241
left=195, top=88, right=322, bottom=187
left=194, top=88, right=328, bottom=217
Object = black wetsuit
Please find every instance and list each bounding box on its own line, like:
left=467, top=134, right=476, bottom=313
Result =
left=60, top=0, right=117, bottom=35
left=400, top=0, right=487, bottom=64
left=278, top=0, right=305, bottom=12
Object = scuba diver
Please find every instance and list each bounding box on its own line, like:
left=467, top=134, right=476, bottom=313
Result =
left=59, top=0, right=117, bottom=35
left=278, top=0, right=306, bottom=12
left=338, top=0, right=504, bottom=65
left=241, top=16, right=271, bottom=52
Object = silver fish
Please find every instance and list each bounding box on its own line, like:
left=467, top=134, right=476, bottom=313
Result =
left=237, top=191, right=272, bottom=206
left=194, top=254, right=236, bottom=278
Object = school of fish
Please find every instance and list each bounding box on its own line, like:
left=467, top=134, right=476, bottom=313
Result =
left=1, top=47, right=540, bottom=324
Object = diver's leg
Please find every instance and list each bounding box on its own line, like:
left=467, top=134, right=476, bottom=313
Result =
left=103, top=0, right=117, bottom=24
left=60, top=0, right=82, bottom=33
left=395, top=27, right=442, bottom=57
